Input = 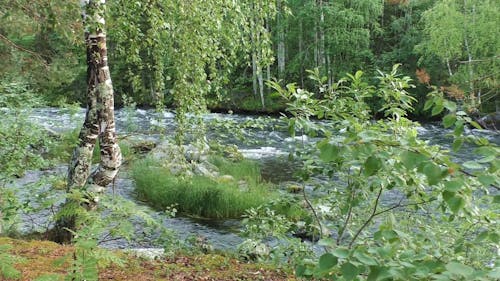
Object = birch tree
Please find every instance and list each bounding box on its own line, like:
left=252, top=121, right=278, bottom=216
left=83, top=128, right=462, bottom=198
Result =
left=242, top=0, right=277, bottom=109
left=419, top=0, right=500, bottom=110
left=69, top=0, right=121, bottom=191
left=55, top=0, right=121, bottom=241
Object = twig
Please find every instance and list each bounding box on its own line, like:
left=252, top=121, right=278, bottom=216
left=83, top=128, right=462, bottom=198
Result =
left=458, top=56, right=499, bottom=64
left=374, top=198, right=436, bottom=217
left=337, top=168, right=357, bottom=246
left=0, top=32, right=48, bottom=66
left=298, top=127, right=324, bottom=240
left=302, top=184, right=324, bottom=241
left=349, top=186, right=383, bottom=249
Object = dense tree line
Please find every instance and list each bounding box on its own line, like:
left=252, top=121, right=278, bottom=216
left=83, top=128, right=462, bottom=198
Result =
left=0, top=0, right=498, bottom=117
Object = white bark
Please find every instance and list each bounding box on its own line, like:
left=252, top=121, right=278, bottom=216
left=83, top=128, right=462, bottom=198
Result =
left=68, top=0, right=121, bottom=190
left=277, top=0, right=285, bottom=78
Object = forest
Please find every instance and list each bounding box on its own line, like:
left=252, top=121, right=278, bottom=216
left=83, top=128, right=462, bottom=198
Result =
left=0, top=0, right=499, bottom=280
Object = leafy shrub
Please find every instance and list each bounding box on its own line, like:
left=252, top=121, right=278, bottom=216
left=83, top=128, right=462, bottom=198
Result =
left=264, top=65, right=499, bottom=280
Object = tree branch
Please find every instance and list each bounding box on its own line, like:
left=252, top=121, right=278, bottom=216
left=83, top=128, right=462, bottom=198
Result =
left=337, top=168, right=358, bottom=246
left=458, top=56, right=499, bottom=64
left=0, top=32, right=48, bottom=66
left=374, top=198, right=436, bottom=217
left=349, top=186, right=383, bottom=249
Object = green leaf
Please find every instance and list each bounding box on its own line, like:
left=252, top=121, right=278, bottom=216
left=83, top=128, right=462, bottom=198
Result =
left=367, top=266, right=390, bottom=281
left=341, top=262, right=360, bottom=281
left=318, top=238, right=336, bottom=247
left=401, top=151, right=427, bottom=170
left=367, top=266, right=381, bottom=281
left=493, top=195, right=500, bottom=204
left=443, top=192, right=465, bottom=214
left=478, top=155, right=496, bottom=163
left=452, top=138, right=464, bottom=152
left=319, top=253, right=338, bottom=270
left=332, top=248, right=350, bottom=259
left=453, top=121, right=464, bottom=137
left=442, top=114, right=456, bottom=128
left=462, top=161, right=483, bottom=170
left=475, top=146, right=496, bottom=156
left=478, top=175, right=495, bottom=186
left=424, top=99, right=434, bottom=111
left=468, top=120, right=482, bottom=129
left=445, top=262, right=473, bottom=277
left=443, top=100, right=457, bottom=112
left=374, top=246, right=392, bottom=259
left=364, top=156, right=383, bottom=176
left=295, top=264, right=306, bottom=276
left=489, top=232, right=500, bottom=243
left=475, top=231, right=489, bottom=242
left=423, top=163, right=444, bottom=185
left=431, top=103, right=444, bottom=116
left=488, top=267, right=500, bottom=279
left=444, top=180, right=462, bottom=192
left=374, top=230, right=400, bottom=243
left=354, top=251, right=378, bottom=266
left=318, top=142, right=340, bottom=162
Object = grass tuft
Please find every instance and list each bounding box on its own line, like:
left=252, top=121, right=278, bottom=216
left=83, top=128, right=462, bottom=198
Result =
left=132, top=157, right=276, bottom=219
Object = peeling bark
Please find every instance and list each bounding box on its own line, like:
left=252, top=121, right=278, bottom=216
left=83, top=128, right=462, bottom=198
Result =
left=89, top=34, right=122, bottom=187
left=69, top=0, right=121, bottom=191
left=54, top=0, right=121, bottom=243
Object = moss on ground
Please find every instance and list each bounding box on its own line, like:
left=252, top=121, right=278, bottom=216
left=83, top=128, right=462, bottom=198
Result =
left=0, top=237, right=295, bottom=281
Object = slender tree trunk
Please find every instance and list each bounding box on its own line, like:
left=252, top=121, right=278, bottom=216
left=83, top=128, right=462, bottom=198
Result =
left=251, top=50, right=258, bottom=97
left=299, top=19, right=304, bottom=88
left=314, top=0, right=325, bottom=71
left=90, top=31, right=121, bottom=188
left=446, top=58, right=453, bottom=76
left=250, top=2, right=258, bottom=97
left=74, top=0, right=121, bottom=190
left=258, top=64, right=265, bottom=109
left=277, top=0, right=285, bottom=78
left=314, top=15, right=319, bottom=68
left=463, top=0, right=476, bottom=107
left=54, top=0, right=121, bottom=243
left=318, top=0, right=326, bottom=69
left=327, top=55, right=332, bottom=87
left=265, top=19, right=271, bottom=93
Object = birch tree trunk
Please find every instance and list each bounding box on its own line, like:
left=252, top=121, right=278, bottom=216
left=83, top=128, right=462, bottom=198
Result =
left=250, top=2, right=258, bottom=98
left=265, top=19, right=271, bottom=93
left=463, top=0, right=476, bottom=107
left=277, top=0, right=285, bottom=78
left=54, top=0, right=121, bottom=242
left=70, top=0, right=121, bottom=191
left=258, top=62, right=265, bottom=109
left=251, top=50, right=258, bottom=97
left=299, top=19, right=304, bottom=88
left=318, top=0, right=326, bottom=69
left=314, top=0, right=326, bottom=70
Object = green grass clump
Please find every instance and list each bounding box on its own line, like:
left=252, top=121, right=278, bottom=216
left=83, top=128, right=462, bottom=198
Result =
left=208, top=156, right=261, bottom=186
left=132, top=157, right=277, bottom=219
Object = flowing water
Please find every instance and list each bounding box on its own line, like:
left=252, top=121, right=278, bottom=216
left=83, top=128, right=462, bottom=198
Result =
left=11, top=107, right=500, bottom=250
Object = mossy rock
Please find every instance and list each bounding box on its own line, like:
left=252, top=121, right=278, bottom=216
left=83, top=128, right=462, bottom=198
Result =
left=286, top=184, right=303, bottom=194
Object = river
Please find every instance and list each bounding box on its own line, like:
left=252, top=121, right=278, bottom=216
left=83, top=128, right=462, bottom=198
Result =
left=11, top=107, right=500, bottom=251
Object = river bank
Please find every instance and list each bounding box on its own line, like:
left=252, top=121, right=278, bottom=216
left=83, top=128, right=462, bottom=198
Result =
left=0, top=237, right=294, bottom=281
